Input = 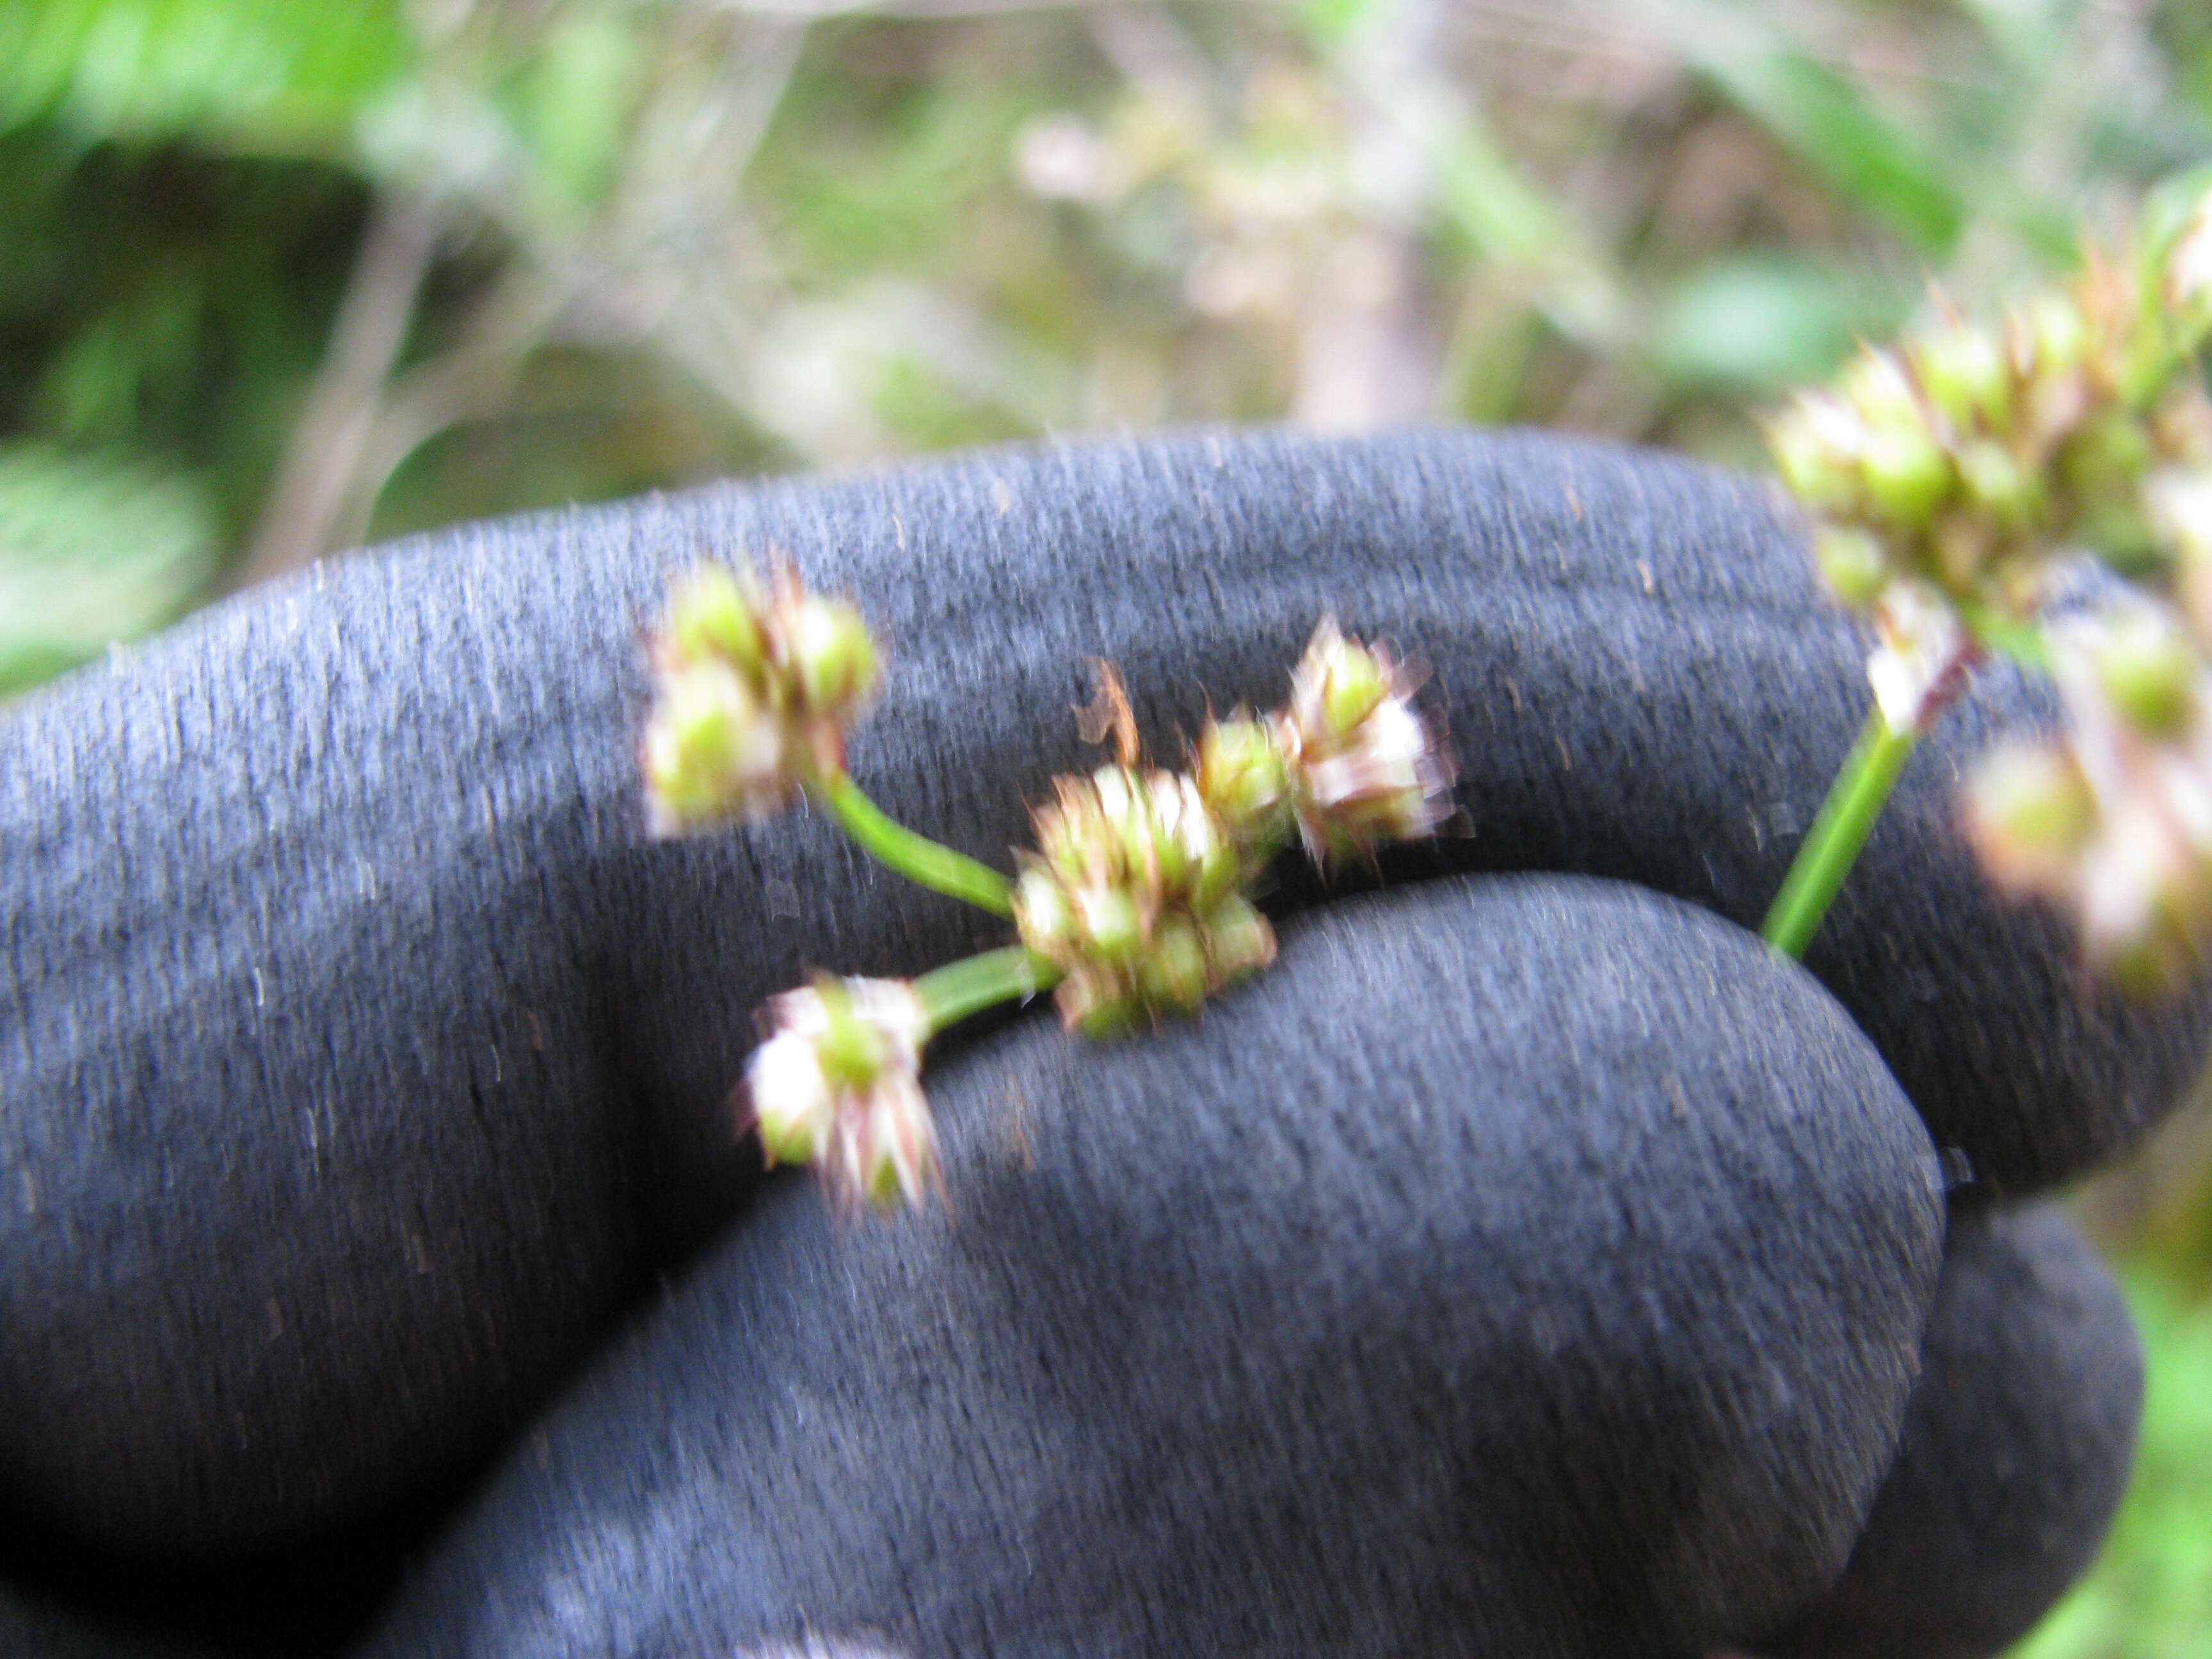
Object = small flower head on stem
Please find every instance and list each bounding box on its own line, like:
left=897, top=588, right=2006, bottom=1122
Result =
left=1767, top=196, right=2212, bottom=637
left=1273, top=619, right=1455, bottom=866
left=744, top=975, right=938, bottom=1213
left=1758, top=186, right=2212, bottom=969
left=1193, top=712, right=1293, bottom=851
left=1964, top=596, right=2212, bottom=992
left=1014, top=763, right=1272, bottom=1036
left=642, top=563, right=883, bottom=837
left=641, top=652, right=795, bottom=835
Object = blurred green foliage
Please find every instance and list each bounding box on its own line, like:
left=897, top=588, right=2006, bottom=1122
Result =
left=4, top=7, right=2212, bottom=1643
left=2013, top=1268, right=2212, bottom=1659
left=0, top=439, right=212, bottom=690
left=4, top=0, right=2209, bottom=692
left=0, top=0, right=406, bottom=156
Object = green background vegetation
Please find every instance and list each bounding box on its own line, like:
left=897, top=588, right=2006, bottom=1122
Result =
left=4, top=2, right=2211, bottom=1651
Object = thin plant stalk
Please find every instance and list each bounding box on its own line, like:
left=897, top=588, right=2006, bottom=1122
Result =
left=819, top=769, right=1014, bottom=917
left=239, top=189, right=440, bottom=586
left=915, top=946, right=1057, bottom=1037
left=1762, top=705, right=1921, bottom=959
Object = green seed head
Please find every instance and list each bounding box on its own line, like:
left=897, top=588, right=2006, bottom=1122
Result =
left=1812, top=524, right=1891, bottom=610
left=2023, top=291, right=2090, bottom=382
left=2060, top=411, right=2156, bottom=504
left=1070, top=977, right=1142, bottom=1038
left=754, top=1093, right=829, bottom=1167
left=1321, top=642, right=1390, bottom=737
left=1842, top=349, right=1923, bottom=431
left=668, top=565, right=767, bottom=674
left=1912, top=321, right=2012, bottom=435
left=1201, top=895, right=1276, bottom=984
left=1966, top=741, right=2095, bottom=890
left=1013, top=867, right=1074, bottom=953
left=1077, top=886, right=1143, bottom=962
left=1196, top=716, right=1293, bottom=847
left=641, top=659, right=787, bottom=831
left=749, top=977, right=934, bottom=1210
left=814, top=983, right=890, bottom=1091
left=1768, top=401, right=1864, bottom=513
left=1955, top=440, right=2042, bottom=533
left=791, top=595, right=881, bottom=716
left=1137, top=916, right=1211, bottom=1011
left=1859, top=424, right=1953, bottom=529
left=2092, top=609, right=2200, bottom=739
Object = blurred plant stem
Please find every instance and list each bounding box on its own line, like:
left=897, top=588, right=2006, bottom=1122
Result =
left=819, top=769, right=1014, bottom=916
left=238, top=4, right=813, bottom=584
left=1761, top=705, right=1918, bottom=959
left=913, top=945, right=1053, bottom=1039
left=238, top=189, right=440, bottom=584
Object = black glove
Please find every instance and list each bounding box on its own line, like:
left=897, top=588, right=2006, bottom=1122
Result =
left=0, top=428, right=2188, bottom=1655
left=1751, top=1200, right=2143, bottom=1659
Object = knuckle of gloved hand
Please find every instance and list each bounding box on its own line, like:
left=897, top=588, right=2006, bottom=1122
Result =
left=363, top=874, right=1945, bottom=1659
left=1743, top=1200, right=2142, bottom=1659
left=0, top=428, right=2186, bottom=1600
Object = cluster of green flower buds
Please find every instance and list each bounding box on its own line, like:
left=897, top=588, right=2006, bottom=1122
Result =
left=662, top=595, right=1455, bottom=1214
left=1013, top=765, right=1278, bottom=1036
left=1012, top=621, right=1454, bottom=1036
left=1751, top=184, right=2212, bottom=990
left=746, top=975, right=937, bottom=1212
left=1273, top=620, right=1457, bottom=864
left=1964, top=597, right=2212, bottom=993
left=1769, top=189, right=2212, bottom=624
left=1192, top=714, right=1295, bottom=851
left=641, top=564, right=881, bottom=837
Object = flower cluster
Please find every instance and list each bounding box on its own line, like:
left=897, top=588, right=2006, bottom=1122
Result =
left=641, top=564, right=881, bottom=837
left=642, top=563, right=1457, bottom=1214
left=1013, top=622, right=1454, bottom=1036
left=1013, top=765, right=1277, bottom=1036
left=1273, top=620, right=1457, bottom=865
left=1759, top=182, right=2212, bottom=990
left=1965, top=597, right=2212, bottom=993
left=746, top=977, right=937, bottom=1213
left=1769, top=195, right=2212, bottom=627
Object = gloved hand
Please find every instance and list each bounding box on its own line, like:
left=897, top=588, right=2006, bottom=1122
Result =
left=0, top=428, right=2192, bottom=1657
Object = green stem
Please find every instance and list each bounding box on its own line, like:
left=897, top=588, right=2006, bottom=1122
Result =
left=1762, top=705, right=1921, bottom=959
left=819, top=769, right=1013, bottom=917
left=915, top=945, right=1059, bottom=1037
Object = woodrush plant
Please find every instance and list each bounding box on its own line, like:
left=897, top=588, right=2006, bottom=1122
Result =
left=1763, top=175, right=2212, bottom=995
left=641, top=568, right=1454, bottom=1211
left=643, top=176, right=2212, bottom=1215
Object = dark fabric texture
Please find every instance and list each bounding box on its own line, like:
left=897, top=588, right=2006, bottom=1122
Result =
left=0, top=1589, right=212, bottom=1659
left=360, top=875, right=1945, bottom=1659
left=0, top=427, right=2186, bottom=1617
left=1749, top=1201, right=2144, bottom=1659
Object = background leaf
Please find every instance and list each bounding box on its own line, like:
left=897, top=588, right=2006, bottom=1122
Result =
left=0, top=439, right=215, bottom=693
left=0, top=0, right=410, bottom=157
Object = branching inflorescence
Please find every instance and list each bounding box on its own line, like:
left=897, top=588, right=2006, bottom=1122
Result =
left=640, top=577, right=1455, bottom=1213
left=1763, top=177, right=2212, bottom=993
left=636, top=178, right=2212, bottom=1215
